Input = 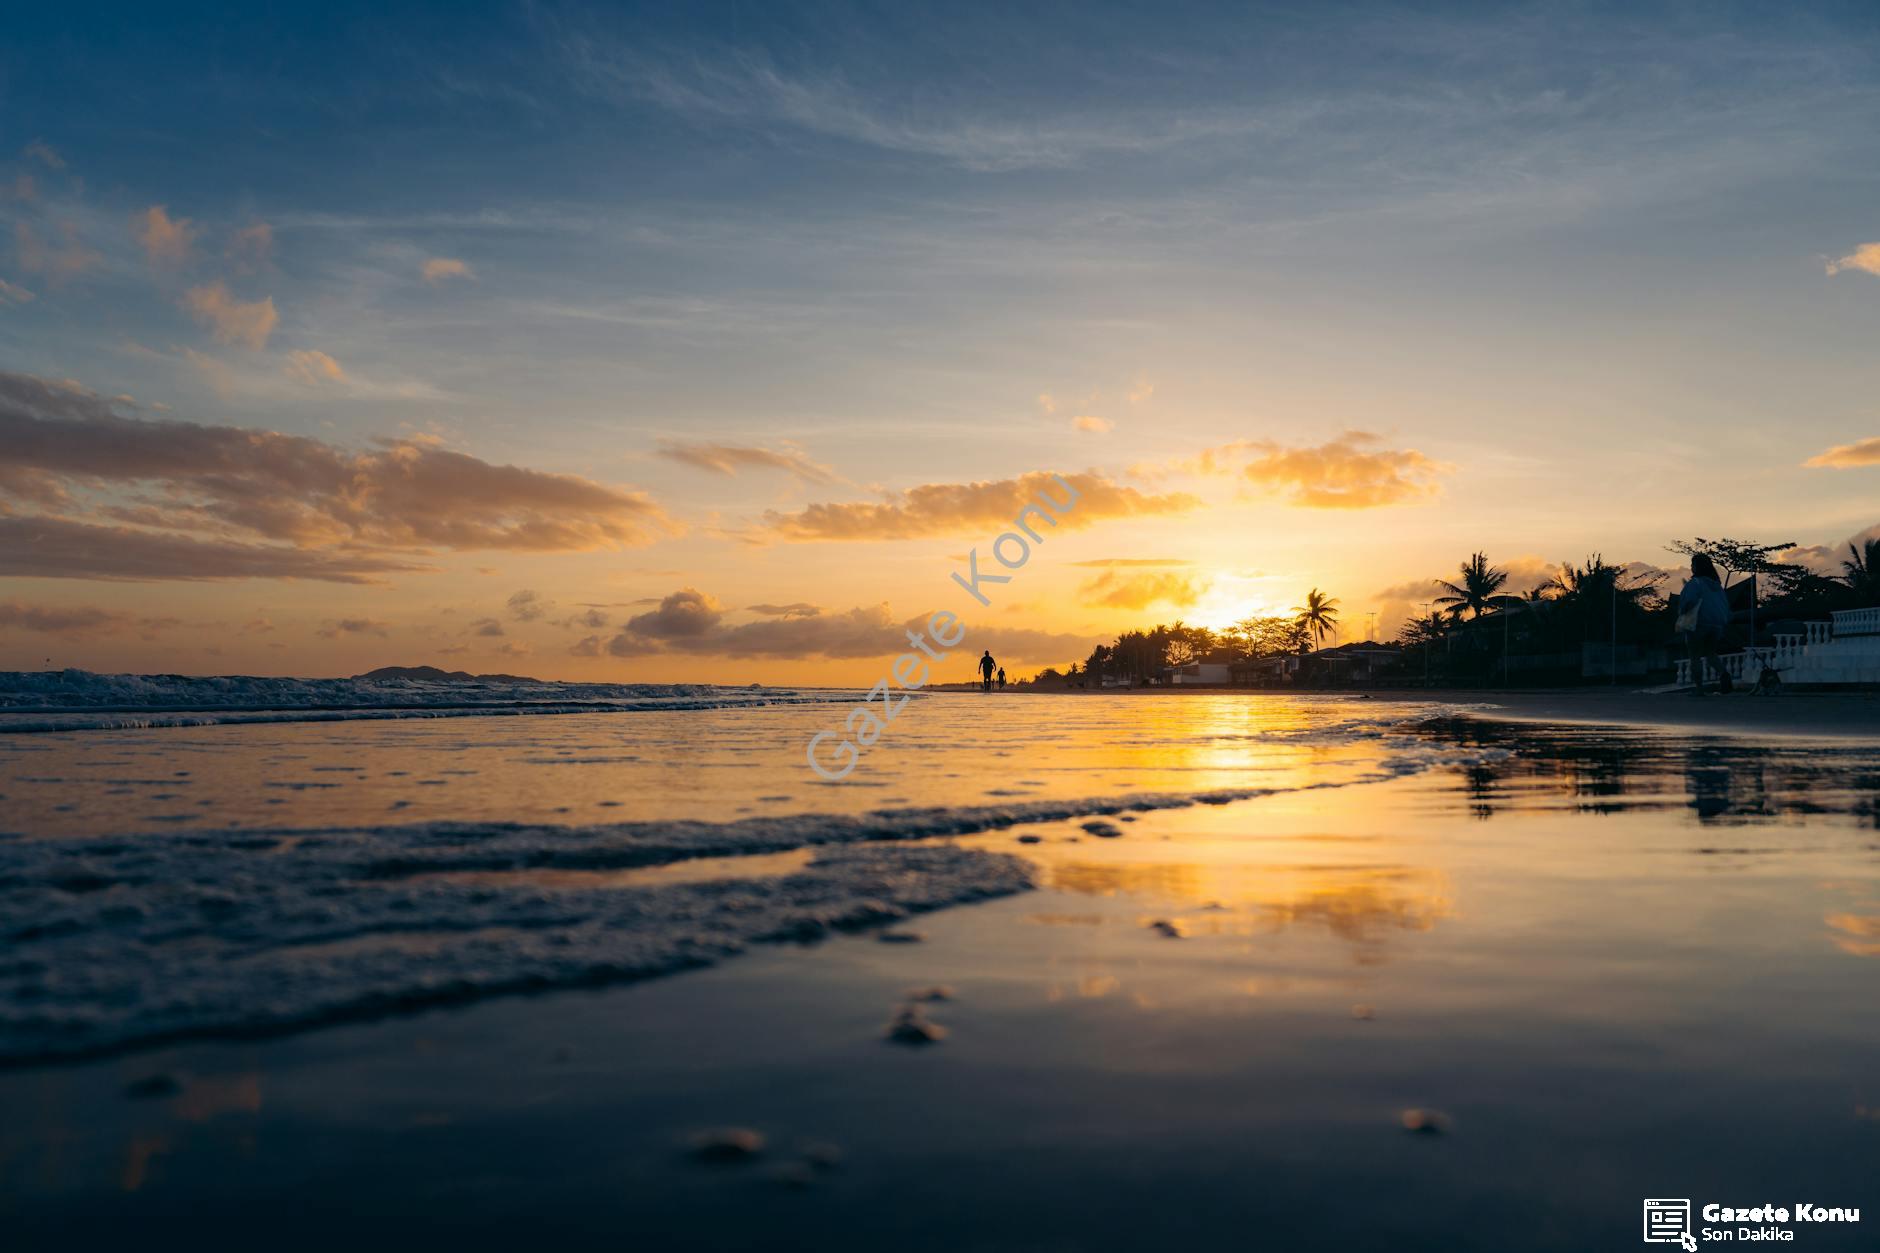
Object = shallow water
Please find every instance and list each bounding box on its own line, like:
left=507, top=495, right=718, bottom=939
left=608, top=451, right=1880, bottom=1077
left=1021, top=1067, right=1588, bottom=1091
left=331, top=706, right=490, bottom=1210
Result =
left=1, top=694, right=1876, bottom=1250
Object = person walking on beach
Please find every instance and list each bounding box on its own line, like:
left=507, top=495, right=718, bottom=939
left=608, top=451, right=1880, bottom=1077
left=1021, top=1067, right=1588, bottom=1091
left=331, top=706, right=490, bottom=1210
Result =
left=996, top=667, right=1007, bottom=690
left=1677, top=554, right=1733, bottom=695
left=979, top=650, right=997, bottom=693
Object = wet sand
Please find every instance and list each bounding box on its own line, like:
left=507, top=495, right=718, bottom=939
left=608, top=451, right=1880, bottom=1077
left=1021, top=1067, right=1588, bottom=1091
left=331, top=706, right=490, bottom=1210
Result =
left=1442, top=688, right=1880, bottom=740
left=1076, top=684, right=1880, bottom=741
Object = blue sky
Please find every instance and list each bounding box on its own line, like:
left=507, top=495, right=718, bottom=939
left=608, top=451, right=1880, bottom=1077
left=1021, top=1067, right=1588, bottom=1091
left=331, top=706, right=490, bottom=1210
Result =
left=3, top=2, right=1879, bottom=677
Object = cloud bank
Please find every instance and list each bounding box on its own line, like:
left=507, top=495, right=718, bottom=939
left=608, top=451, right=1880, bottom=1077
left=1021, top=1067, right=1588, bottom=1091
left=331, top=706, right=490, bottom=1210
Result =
left=765, top=471, right=1199, bottom=541
left=590, top=590, right=1098, bottom=664
left=0, top=370, right=679, bottom=582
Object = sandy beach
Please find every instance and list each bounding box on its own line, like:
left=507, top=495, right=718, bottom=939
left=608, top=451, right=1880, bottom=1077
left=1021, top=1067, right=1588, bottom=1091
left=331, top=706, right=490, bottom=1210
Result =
left=3, top=691, right=1876, bottom=1250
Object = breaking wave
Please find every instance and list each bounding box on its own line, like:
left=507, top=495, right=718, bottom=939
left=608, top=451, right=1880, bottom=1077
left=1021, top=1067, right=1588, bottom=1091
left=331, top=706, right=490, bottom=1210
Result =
left=0, top=669, right=852, bottom=732
left=0, top=734, right=1510, bottom=1065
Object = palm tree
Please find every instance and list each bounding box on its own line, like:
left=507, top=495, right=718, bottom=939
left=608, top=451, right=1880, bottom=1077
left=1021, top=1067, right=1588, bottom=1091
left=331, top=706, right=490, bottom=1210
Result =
left=1844, top=537, right=1880, bottom=606
left=1396, top=611, right=1446, bottom=647
left=1292, top=588, right=1340, bottom=650
left=1541, top=554, right=1658, bottom=608
left=1433, top=552, right=1509, bottom=621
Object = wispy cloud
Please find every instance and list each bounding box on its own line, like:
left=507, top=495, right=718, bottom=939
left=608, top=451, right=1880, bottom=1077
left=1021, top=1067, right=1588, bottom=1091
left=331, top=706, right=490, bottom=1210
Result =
left=566, top=43, right=1312, bottom=173
left=228, top=221, right=273, bottom=271
left=421, top=256, right=474, bottom=284
left=134, top=205, right=198, bottom=268
left=282, top=349, right=348, bottom=386
left=182, top=281, right=278, bottom=350
left=14, top=221, right=101, bottom=285
left=22, top=141, right=64, bottom=170
left=656, top=439, right=841, bottom=485
left=1805, top=436, right=1880, bottom=468
left=1078, top=569, right=1210, bottom=610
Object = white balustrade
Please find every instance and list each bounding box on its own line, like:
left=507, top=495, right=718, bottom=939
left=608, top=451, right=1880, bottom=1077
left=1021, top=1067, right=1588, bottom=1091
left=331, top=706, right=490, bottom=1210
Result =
left=1831, top=607, right=1880, bottom=638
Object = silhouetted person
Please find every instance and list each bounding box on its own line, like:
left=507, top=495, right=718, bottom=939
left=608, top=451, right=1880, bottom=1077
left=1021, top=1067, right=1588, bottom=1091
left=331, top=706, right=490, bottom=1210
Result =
left=979, top=650, right=996, bottom=692
left=1678, top=554, right=1732, bottom=695
left=996, top=667, right=1006, bottom=690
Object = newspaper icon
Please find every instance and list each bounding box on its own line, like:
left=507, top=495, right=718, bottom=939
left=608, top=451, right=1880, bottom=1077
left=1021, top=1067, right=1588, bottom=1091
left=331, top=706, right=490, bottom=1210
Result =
left=1644, top=1199, right=1692, bottom=1245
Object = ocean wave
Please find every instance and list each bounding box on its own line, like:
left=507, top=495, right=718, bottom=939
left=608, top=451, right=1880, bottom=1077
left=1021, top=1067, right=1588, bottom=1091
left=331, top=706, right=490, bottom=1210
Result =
left=0, top=669, right=853, bottom=733
left=0, top=743, right=1503, bottom=1064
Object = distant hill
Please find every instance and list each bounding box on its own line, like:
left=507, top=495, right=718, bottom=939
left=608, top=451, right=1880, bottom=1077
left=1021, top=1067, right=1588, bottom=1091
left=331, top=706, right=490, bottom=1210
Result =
left=353, top=665, right=543, bottom=684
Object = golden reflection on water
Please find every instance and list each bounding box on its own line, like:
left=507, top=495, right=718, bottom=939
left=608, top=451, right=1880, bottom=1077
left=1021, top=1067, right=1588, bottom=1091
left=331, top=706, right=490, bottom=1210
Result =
left=1824, top=912, right=1880, bottom=957
left=1041, top=855, right=1454, bottom=964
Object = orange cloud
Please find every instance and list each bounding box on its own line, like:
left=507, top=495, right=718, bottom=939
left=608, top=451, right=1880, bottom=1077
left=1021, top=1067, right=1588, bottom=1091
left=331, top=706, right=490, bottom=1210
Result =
left=0, top=515, right=431, bottom=583
left=135, top=205, right=198, bottom=267
left=1825, top=243, right=1880, bottom=278
left=182, top=282, right=278, bottom=350
left=1239, top=431, right=1448, bottom=508
left=1073, top=415, right=1112, bottom=433
left=283, top=349, right=348, bottom=386
left=422, top=257, right=473, bottom=284
left=765, top=471, right=1200, bottom=541
left=1077, top=569, right=1209, bottom=610
left=1804, top=437, right=1880, bottom=468
left=1136, top=431, right=1450, bottom=508
left=0, top=370, right=681, bottom=578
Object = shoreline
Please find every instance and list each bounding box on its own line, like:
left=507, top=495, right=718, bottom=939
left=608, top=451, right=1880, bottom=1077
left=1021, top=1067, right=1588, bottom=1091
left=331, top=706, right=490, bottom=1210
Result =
left=973, top=684, right=1880, bottom=741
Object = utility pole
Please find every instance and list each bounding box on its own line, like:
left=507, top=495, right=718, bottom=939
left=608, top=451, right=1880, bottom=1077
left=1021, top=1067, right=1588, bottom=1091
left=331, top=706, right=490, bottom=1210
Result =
left=1421, top=601, right=1432, bottom=688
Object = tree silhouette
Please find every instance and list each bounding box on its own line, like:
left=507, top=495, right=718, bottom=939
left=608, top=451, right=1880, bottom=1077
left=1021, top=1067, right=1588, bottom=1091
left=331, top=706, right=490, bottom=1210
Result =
left=1541, top=554, right=1659, bottom=606
left=1292, top=588, right=1341, bottom=649
left=1843, top=537, right=1880, bottom=606
left=1667, top=536, right=1803, bottom=597
left=1433, top=552, right=1509, bottom=620
left=1396, top=611, right=1447, bottom=646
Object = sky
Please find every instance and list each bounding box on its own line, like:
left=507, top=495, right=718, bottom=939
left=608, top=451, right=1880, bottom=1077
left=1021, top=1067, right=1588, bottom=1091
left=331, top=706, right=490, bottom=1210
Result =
left=3, top=0, right=1880, bottom=683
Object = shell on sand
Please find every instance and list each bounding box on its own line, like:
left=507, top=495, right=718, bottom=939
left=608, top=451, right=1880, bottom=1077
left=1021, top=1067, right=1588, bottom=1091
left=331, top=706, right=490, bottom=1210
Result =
left=1399, top=1108, right=1453, bottom=1135
left=688, top=1127, right=766, bottom=1161
left=884, top=1005, right=948, bottom=1045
